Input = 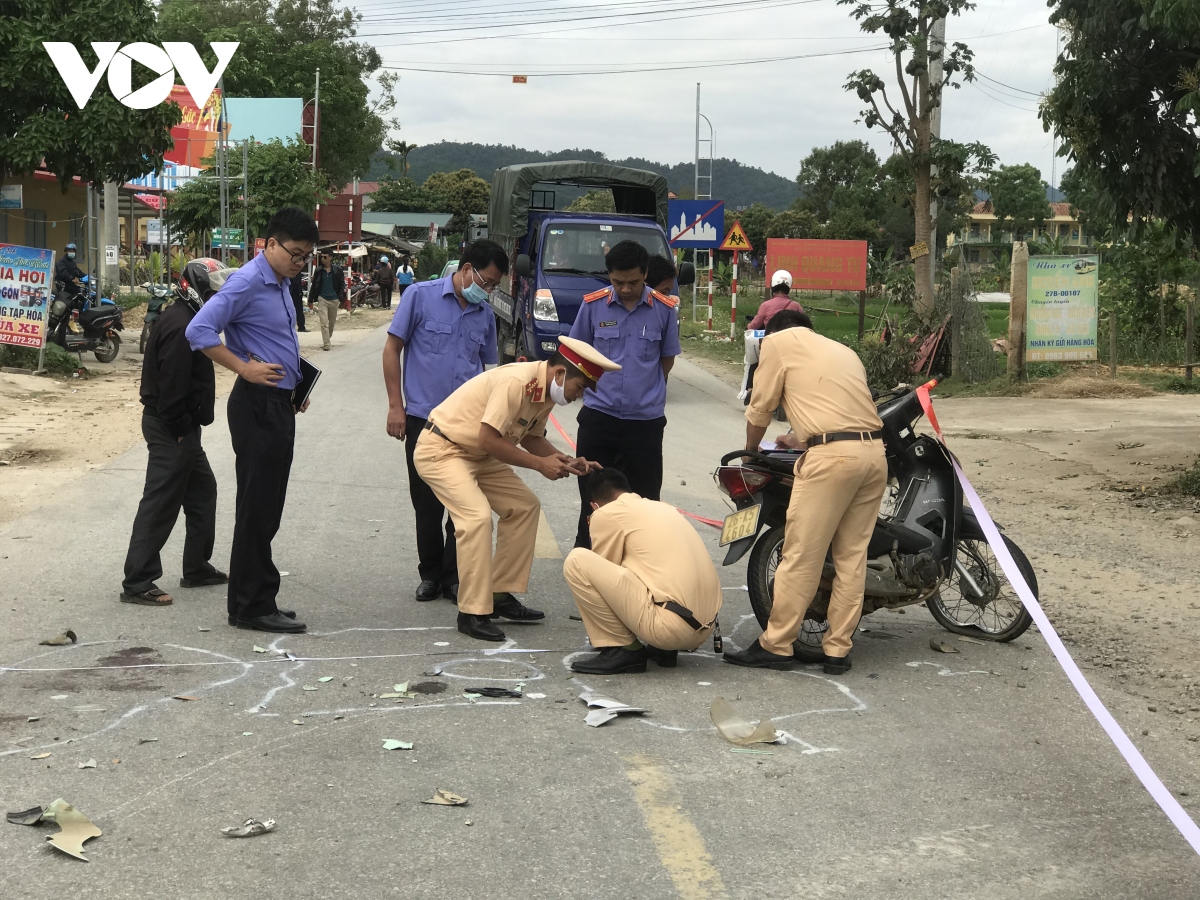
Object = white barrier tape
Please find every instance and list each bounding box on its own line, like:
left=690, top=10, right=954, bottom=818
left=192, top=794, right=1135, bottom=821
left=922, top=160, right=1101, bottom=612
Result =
left=916, top=384, right=1200, bottom=855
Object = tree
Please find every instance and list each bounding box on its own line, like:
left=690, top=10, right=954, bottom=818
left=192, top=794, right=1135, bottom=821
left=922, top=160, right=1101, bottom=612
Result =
left=370, top=176, right=437, bottom=213
left=385, top=139, right=418, bottom=177
left=737, top=203, right=777, bottom=257
left=796, top=141, right=881, bottom=221
left=840, top=0, right=984, bottom=319
left=423, top=169, right=491, bottom=235
left=1041, top=0, right=1200, bottom=242
left=157, top=0, right=394, bottom=188
left=766, top=209, right=822, bottom=240
left=986, top=164, right=1051, bottom=240
left=566, top=190, right=616, bottom=213
left=3, top=0, right=178, bottom=186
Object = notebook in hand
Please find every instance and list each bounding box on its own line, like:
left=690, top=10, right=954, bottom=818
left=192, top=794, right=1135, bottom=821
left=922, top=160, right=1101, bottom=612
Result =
left=293, top=356, right=321, bottom=410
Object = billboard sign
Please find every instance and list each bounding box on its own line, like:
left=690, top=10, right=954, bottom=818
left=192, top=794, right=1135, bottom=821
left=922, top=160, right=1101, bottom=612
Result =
left=0, top=244, right=54, bottom=349
left=1026, top=255, right=1099, bottom=362
left=146, top=219, right=182, bottom=246
left=0, top=185, right=22, bottom=209
left=667, top=200, right=724, bottom=248
left=765, top=239, right=868, bottom=292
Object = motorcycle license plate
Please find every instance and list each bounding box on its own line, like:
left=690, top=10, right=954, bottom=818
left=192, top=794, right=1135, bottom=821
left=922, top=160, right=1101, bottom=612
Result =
left=720, top=505, right=760, bottom=547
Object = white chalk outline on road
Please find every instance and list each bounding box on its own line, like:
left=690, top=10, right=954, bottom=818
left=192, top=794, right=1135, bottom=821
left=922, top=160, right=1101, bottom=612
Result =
left=906, top=661, right=991, bottom=677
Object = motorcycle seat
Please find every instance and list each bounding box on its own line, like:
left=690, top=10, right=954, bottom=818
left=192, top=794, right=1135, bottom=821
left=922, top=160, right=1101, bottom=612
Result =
left=80, top=307, right=121, bottom=327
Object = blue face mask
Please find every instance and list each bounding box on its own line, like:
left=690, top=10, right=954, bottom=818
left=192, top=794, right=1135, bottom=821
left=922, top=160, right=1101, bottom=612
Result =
left=462, top=268, right=490, bottom=305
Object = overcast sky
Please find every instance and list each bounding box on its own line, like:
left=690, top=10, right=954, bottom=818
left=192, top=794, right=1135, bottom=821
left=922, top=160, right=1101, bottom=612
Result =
left=352, top=0, right=1060, bottom=187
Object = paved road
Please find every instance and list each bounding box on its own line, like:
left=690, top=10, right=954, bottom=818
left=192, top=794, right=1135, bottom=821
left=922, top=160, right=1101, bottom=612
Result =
left=2, top=328, right=1198, bottom=898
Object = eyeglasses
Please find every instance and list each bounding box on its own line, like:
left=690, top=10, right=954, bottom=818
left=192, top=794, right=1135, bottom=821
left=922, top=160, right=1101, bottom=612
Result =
left=469, top=267, right=502, bottom=291
left=275, top=241, right=315, bottom=264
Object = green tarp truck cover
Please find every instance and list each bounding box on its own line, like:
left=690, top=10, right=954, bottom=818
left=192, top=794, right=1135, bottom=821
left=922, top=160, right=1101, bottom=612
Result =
left=488, top=162, right=669, bottom=239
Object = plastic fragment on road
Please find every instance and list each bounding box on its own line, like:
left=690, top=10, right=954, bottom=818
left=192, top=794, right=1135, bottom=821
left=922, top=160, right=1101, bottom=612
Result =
left=526, top=692, right=547, bottom=699
left=382, top=739, right=413, bottom=750
left=710, top=697, right=781, bottom=746
left=39, top=630, right=77, bottom=646
left=7, top=806, right=44, bottom=826
left=579, top=692, right=646, bottom=727
left=172, top=695, right=201, bottom=701
left=137, top=737, right=157, bottom=745
left=929, top=638, right=959, bottom=654
left=422, top=789, right=468, bottom=807
left=468, top=686, right=523, bottom=699
left=77, top=759, right=96, bottom=769
left=302, top=685, right=318, bottom=691
left=318, top=676, right=333, bottom=683
left=252, top=646, right=268, bottom=654
left=220, top=817, right=276, bottom=838
left=30, top=753, right=51, bottom=760
left=43, top=798, right=102, bottom=861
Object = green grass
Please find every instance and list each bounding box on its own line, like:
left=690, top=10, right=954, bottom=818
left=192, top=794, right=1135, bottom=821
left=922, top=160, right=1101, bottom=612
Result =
left=1166, top=459, right=1200, bottom=497
left=0, top=342, right=85, bottom=376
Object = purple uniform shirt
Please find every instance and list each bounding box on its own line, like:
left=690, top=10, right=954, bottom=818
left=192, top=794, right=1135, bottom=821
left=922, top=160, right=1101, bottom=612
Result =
left=388, top=275, right=498, bottom=419
left=568, top=284, right=681, bottom=420
left=185, top=253, right=302, bottom=390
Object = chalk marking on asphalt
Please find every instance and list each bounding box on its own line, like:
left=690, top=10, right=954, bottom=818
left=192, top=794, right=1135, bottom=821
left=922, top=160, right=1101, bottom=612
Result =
left=432, top=657, right=545, bottom=683
left=535, top=509, right=563, bottom=558
left=906, top=661, right=990, bottom=677
left=624, top=754, right=730, bottom=900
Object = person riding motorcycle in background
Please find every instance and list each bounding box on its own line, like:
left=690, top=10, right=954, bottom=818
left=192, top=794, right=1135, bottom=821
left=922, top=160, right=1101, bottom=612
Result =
left=55, top=242, right=86, bottom=297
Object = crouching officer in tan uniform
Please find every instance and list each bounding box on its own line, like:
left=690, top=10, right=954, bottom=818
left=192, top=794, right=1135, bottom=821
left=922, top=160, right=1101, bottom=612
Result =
left=414, top=336, right=619, bottom=641
left=564, top=468, right=722, bottom=674
left=724, top=310, right=887, bottom=674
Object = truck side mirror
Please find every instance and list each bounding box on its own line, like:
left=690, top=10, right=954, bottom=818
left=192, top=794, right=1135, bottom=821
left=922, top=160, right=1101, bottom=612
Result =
left=677, top=262, right=696, bottom=287
left=515, top=254, right=532, bottom=277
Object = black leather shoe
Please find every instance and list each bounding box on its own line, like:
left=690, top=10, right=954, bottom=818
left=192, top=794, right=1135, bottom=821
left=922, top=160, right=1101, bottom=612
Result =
left=571, top=646, right=648, bottom=674
left=231, top=613, right=307, bottom=633
left=227, top=609, right=296, bottom=625
left=645, top=645, right=678, bottom=668
left=723, top=639, right=795, bottom=670
left=791, top=642, right=827, bottom=665
left=492, top=592, right=544, bottom=621
left=442, top=583, right=459, bottom=603
left=179, top=570, right=228, bottom=588
left=458, top=612, right=506, bottom=642
left=823, top=654, right=852, bottom=675
left=415, top=580, right=439, bottom=602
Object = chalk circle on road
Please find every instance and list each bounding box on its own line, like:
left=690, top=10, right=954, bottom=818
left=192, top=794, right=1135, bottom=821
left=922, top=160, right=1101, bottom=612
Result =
left=431, top=657, right=544, bottom=683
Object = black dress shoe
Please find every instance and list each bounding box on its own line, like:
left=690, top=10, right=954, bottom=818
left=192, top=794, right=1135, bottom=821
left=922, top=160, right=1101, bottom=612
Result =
left=723, top=639, right=795, bottom=670
left=458, top=612, right=506, bottom=642
left=571, top=645, right=648, bottom=674
left=442, top=583, right=459, bottom=603
left=230, top=612, right=307, bottom=633
left=791, top=642, right=827, bottom=665
left=492, top=592, right=544, bottom=621
left=415, top=580, right=439, bottom=602
left=227, top=608, right=297, bottom=625
left=645, top=645, right=678, bottom=668
left=179, top=570, right=229, bottom=588
left=823, top=654, right=852, bottom=675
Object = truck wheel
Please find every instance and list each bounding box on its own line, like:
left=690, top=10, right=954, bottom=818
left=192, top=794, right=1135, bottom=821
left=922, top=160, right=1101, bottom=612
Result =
left=496, top=321, right=514, bottom=364
left=516, top=326, right=532, bottom=362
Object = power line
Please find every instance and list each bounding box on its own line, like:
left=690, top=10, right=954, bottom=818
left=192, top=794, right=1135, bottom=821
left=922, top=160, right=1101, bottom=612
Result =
left=975, top=70, right=1044, bottom=97
left=971, top=80, right=1039, bottom=112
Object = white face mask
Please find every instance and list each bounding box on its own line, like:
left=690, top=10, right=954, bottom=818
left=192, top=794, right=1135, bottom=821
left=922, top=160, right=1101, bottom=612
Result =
left=549, top=374, right=570, bottom=406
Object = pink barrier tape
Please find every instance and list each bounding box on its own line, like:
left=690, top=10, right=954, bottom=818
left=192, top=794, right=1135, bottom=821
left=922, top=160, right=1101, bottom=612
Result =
left=915, top=382, right=1200, bottom=855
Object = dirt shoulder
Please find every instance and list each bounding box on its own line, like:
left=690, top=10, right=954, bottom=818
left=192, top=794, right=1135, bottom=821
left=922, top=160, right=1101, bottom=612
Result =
left=0, top=306, right=392, bottom=527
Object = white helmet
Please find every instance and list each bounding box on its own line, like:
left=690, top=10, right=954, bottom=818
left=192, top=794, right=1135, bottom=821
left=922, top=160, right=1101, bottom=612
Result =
left=380, top=255, right=389, bottom=263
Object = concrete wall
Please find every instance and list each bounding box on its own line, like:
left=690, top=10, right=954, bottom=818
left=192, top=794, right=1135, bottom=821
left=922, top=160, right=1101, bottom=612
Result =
left=0, top=174, right=88, bottom=259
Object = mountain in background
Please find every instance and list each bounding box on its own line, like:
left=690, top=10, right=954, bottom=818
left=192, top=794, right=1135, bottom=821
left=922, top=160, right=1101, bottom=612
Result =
left=367, top=141, right=800, bottom=210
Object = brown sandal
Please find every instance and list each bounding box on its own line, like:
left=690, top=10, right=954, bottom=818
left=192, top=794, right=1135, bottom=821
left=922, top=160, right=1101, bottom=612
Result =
left=120, top=587, right=173, bottom=606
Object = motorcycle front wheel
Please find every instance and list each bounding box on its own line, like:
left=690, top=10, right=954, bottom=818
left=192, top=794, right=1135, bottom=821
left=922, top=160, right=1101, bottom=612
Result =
left=926, top=533, right=1035, bottom=642
left=139, top=322, right=151, bottom=353
left=747, top=525, right=829, bottom=651
left=93, top=333, right=120, bottom=364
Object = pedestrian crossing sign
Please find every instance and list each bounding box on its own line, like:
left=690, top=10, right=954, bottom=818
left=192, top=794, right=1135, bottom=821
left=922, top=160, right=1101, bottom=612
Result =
left=719, top=221, right=752, bottom=251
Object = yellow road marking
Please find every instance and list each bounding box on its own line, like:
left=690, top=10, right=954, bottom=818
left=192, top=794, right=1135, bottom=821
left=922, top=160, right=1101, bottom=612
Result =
left=624, top=754, right=729, bottom=899
left=534, top=509, right=562, bottom=559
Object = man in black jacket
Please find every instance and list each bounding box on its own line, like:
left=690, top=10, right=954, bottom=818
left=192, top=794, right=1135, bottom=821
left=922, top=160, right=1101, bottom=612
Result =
left=307, top=250, right=345, bottom=351
left=120, top=259, right=227, bottom=606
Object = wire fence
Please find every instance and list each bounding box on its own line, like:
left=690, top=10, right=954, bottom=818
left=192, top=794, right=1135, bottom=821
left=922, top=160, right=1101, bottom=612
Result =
left=946, top=265, right=1004, bottom=383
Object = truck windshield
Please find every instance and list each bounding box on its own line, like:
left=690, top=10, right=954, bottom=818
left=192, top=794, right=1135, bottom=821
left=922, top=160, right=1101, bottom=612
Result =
left=540, top=222, right=670, bottom=277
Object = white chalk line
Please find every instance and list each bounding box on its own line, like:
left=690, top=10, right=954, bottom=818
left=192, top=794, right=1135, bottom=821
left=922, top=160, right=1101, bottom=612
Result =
left=906, top=661, right=991, bottom=677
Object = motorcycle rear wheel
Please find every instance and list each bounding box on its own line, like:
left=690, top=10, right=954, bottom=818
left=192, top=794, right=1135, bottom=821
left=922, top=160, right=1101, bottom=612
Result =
left=747, top=525, right=829, bottom=651
left=93, top=333, right=120, bottom=364
left=139, top=322, right=151, bottom=354
left=926, top=533, right=1035, bottom=642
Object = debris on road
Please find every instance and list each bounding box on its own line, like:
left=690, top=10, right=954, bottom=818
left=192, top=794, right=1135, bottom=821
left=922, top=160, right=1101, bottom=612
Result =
left=422, top=789, right=468, bottom=807
left=30, top=752, right=51, bottom=760
left=27, top=716, right=39, bottom=722
left=77, top=759, right=96, bottom=769
left=137, top=737, right=157, bottom=745
left=172, top=695, right=201, bottom=701
left=382, top=739, right=413, bottom=750
left=38, top=630, right=77, bottom=646
left=958, top=636, right=987, bottom=645
left=468, top=687, right=523, bottom=698
left=7, top=805, right=45, bottom=826
left=580, top=692, right=646, bottom=727
left=1117, top=442, right=1145, bottom=450
left=302, top=685, right=318, bottom=691
left=220, top=818, right=276, bottom=838
left=318, top=676, right=334, bottom=683
left=710, top=697, right=780, bottom=746
left=929, top=639, right=960, bottom=654
left=252, top=646, right=268, bottom=654
left=44, top=798, right=102, bottom=861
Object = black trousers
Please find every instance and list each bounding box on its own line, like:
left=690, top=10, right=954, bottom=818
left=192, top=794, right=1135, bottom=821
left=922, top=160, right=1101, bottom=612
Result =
left=574, top=406, right=667, bottom=548
left=292, top=291, right=306, bottom=331
left=404, top=413, right=457, bottom=588
left=226, top=379, right=295, bottom=619
left=381, top=285, right=393, bottom=308
left=122, top=414, right=218, bottom=593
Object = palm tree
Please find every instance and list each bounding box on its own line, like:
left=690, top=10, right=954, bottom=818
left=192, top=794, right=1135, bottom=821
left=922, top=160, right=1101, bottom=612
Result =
left=386, top=139, right=418, bottom=176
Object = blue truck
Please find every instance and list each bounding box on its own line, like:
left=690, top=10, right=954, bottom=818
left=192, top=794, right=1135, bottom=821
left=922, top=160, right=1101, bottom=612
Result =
left=486, top=161, right=693, bottom=362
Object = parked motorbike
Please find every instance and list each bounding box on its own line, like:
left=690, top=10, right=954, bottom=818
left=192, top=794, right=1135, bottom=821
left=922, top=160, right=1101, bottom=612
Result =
left=139, top=282, right=174, bottom=353
left=349, top=273, right=383, bottom=309
left=47, top=277, right=123, bottom=363
left=714, top=383, right=1037, bottom=651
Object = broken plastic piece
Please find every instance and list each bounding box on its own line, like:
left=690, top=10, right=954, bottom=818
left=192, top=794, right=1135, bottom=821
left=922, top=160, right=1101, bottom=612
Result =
left=710, top=697, right=781, bottom=746
left=929, top=638, right=960, bottom=654
left=579, top=692, right=646, bottom=727
left=302, top=685, right=318, bottom=691
left=137, top=737, right=157, bottom=745
left=382, top=739, right=413, bottom=751
left=6, top=805, right=44, bottom=826
left=172, top=695, right=201, bottom=701
left=77, top=759, right=97, bottom=769
left=220, top=817, right=276, bottom=838
left=29, top=752, right=51, bottom=760
left=43, top=798, right=102, bottom=861
left=422, top=789, right=468, bottom=806
left=252, top=646, right=268, bottom=653
left=39, top=630, right=77, bottom=647
left=468, top=687, right=523, bottom=698
left=318, top=676, right=334, bottom=683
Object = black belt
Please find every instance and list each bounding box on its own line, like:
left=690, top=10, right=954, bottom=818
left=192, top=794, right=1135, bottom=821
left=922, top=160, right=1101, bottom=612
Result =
left=423, top=420, right=451, bottom=441
left=805, top=429, right=882, bottom=449
left=654, top=599, right=708, bottom=631
left=237, top=378, right=294, bottom=401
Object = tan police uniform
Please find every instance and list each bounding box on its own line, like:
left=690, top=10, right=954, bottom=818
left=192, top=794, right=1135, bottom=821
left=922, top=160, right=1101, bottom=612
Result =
left=413, top=361, right=554, bottom=616
left=746, top=326, right=887, bottom=658
left=563, top=493, right=722, bottom=650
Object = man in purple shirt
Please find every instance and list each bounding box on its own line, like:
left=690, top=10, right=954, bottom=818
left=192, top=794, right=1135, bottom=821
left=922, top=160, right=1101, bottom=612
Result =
left=568, top=243, right=681, bottom=548
left=185, top=207, right=319, bottom=634
left=382, top=240, right=503, bottom=603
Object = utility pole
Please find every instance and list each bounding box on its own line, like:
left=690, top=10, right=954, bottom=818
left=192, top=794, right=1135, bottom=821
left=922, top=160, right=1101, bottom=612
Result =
left=242, top=140, right=249, bottom=262
left=218, top=79, right=228, bottom=265
left=693, top=83, right=700, bottom=321
left=311, top=68, right=321, bottom=279
left=928, top=16, right=945, bottom=293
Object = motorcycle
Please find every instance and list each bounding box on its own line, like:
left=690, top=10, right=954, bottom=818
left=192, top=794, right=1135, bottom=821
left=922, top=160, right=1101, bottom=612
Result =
left=139, top=282, right=174, bottom=353
left=349, top=273, right=383, bottom=309
left=47, top=277, right=123, bottom=363
left=714, top=382, right=1037, bottom=651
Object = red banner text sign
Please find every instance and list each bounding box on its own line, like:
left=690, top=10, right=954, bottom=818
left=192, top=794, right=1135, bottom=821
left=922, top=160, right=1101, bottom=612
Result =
left=766, top=239, right=868, bottom=292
